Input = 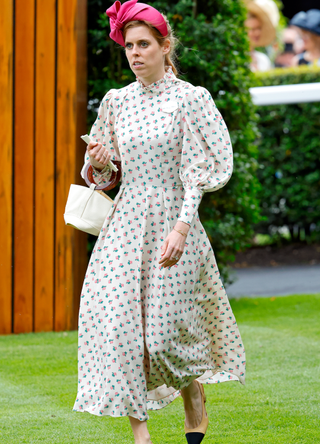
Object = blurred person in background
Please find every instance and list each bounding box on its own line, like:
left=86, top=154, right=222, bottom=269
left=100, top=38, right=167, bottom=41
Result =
left=290, top=9, right=320, bottom=66
left=245, top=0, right=280, bottom=71
left=275, top=27, right=301, bottom=67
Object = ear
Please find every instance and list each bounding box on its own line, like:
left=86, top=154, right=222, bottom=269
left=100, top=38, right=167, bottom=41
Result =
left=162, top=39, right=171, bottom=55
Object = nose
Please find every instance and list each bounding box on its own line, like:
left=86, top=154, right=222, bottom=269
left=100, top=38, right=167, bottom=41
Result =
left=132, top=44, right=140, bottom=55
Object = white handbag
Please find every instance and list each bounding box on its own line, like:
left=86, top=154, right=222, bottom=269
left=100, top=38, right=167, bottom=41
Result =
left=64, top=183, right=114, bottom=236
left=64, top=161, right=121, bottom=236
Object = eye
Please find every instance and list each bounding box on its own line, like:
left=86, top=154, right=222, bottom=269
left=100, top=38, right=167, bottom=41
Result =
left=141, top=41, right=149, bottom=47
left=125, top=43, right=133, bottom=49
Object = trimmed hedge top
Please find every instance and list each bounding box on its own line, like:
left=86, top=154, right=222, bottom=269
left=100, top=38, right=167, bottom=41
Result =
left=255, top=65, right=320, bottom=86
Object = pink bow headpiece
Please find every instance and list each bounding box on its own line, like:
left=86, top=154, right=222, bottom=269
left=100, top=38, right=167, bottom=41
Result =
left=106, top=0, right=168, bottom=47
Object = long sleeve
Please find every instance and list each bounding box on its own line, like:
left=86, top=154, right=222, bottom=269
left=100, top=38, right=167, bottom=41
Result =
left=81, top=89, right=121, bottom=187
left=178, top=87, right=233, bottom=226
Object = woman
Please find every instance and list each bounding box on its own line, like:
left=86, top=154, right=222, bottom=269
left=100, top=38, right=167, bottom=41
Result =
left=275, top=28, right=301, bottom=68
left=290, top=9, right=320, bottom=66
left=73, top=1, right=245, bottom=443
left=245, top=0, right=279, bottom=71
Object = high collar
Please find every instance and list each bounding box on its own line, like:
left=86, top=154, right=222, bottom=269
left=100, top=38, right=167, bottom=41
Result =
left=136, top=67, right=176, bottom=93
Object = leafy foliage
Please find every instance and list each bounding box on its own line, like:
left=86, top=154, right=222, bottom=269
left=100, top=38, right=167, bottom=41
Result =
left=87, top=0, right=261, bottom=281
left=254, top=66, right=320, bottom=242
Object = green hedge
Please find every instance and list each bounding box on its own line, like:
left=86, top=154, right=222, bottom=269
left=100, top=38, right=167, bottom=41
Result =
left=87, top=0, right=261, bottom=282
left=254, top=66, right=320, bottom=242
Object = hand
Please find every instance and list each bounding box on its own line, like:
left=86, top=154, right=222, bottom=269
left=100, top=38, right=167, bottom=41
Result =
left=87, top=142, right=112, bottom=171
left=159, top=221, right=190, bottom=269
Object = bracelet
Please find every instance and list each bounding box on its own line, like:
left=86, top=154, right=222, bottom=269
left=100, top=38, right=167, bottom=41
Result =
left=173, top=227, right=188, bottom=237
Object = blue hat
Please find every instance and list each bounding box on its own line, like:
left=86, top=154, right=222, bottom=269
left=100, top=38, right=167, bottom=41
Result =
left=290, top=9, right=320, bottom=36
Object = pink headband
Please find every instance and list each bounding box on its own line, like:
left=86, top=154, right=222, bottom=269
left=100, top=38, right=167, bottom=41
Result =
left=106, top=0, right=168, bottom=47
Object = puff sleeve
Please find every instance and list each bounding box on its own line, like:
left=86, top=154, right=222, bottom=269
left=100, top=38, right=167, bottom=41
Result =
left=178, top=87, right=233, bottom=226
left=81, top=89, right=121, bottom=186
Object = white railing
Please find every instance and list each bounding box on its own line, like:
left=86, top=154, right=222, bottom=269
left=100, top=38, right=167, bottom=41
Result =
left=249, top=82, right=320, bottom=106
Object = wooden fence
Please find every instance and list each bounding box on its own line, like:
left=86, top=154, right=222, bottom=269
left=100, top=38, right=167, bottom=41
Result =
left=0, top=0, right=88, bottom=334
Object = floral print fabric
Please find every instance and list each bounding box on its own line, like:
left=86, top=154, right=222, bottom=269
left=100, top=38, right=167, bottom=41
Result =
left=73, top=68, right=245, bottom=421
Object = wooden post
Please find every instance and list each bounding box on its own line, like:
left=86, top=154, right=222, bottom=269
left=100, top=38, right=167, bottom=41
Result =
left=73, top=0, right=90, bottom=330
left=55, top=0, right=88, bottom=331
left=34, top=0, right=56, bottom=332
left=0, top=0, right=14, bottom=334
left=13, top=0, right=35, bottom=333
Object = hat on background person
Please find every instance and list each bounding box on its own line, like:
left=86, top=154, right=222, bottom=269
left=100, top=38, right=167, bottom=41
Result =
left=246, top=0, right=280, bottom=47
left=290, top=9, right=320, bottom=36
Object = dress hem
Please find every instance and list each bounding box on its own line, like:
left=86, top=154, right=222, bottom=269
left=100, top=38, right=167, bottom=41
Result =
left=73, top=407, right=149, bottom=422
left=146, top=369, right=244, bottom=411
left=73, top=369, right=244, bottom=420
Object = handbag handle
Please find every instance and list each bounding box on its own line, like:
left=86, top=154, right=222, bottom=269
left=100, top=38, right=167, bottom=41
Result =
left=83, top=161, right=122, bottom=191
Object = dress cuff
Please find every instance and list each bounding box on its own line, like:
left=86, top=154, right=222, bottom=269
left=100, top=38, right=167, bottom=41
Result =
left=178, top=186, right=203, bottom=226
left=91, top=164, right=113, bottom=186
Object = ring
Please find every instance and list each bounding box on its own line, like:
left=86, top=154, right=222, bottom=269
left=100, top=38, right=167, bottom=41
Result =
left=102, top=153, right=107, bottom=158
left=173, top=256, right=179, bottom=261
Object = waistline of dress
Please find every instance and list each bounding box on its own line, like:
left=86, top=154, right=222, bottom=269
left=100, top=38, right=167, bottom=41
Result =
left=120, top=182, right=183, bottom=189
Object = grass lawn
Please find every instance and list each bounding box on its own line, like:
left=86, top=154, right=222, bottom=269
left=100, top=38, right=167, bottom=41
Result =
left=0, top=294, right=319, bottom=444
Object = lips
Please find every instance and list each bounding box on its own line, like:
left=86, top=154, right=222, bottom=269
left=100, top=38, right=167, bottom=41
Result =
left=133, top=61, right=143, bottom=66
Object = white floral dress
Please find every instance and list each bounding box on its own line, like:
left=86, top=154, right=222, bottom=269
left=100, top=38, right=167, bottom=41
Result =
left=73, top=68, right=245, bottom=421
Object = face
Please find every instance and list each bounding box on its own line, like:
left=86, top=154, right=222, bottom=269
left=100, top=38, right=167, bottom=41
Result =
left=124, top=25, right=170, bottom=86
left=298, top=29, right=319, bottom=51
left=245, top=17, right=262, bottom=48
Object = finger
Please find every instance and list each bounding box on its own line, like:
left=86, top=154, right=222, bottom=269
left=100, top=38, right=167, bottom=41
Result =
left=95, top=150, right=107, bottom=164
left=98, top=152, right=107, bottom=164
left=101, top=151, right=111, bottom=165
left=161, top=258, right=177, bottom=269
left=88, top=148, right=103, bottom=163
left=167, top=255, right=180, bottom=266
left=88, top=142, right=101, bottom=154
left=95, top=145, right=106, bottom=161
left=169, top=247, right=181, bottom=260
left=103, top=151, right=111, bottom=162
left=159, top=242, right=182, bottom=264
left=159, top=250, right=175, bottom=266
left=96, top=147, right=110, bottom=164
left=159, top=245, right=173, bottom=261
left=171, top=255, right=180, bottom=263
left=162, top=250, right=182, bottom=267
left=87, top=141, right=99, bottom=151
left=159, top=255, right=173, bottom=265
left=160, top=240, right=168, bottom=257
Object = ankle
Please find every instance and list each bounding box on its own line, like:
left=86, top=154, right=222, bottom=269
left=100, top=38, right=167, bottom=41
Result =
left=129, top=416, right=151, bottom=444
left=134, top=436, right=152, bottom=444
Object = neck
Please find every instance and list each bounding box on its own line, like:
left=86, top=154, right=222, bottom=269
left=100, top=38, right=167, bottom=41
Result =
left=138, top=67, right=166, bottom=87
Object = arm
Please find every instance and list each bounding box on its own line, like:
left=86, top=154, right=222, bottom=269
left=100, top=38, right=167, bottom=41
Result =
left=178, top=86, right=233, bottom=226
left=81, top=89, right=121, bottom=186
left=159, top=87, right=233, bottom=269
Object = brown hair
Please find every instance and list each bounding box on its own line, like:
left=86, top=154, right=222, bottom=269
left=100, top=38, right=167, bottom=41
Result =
left=246, top=12, right=262, bottom=23
left=123, top=16, right=178, bottom=75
